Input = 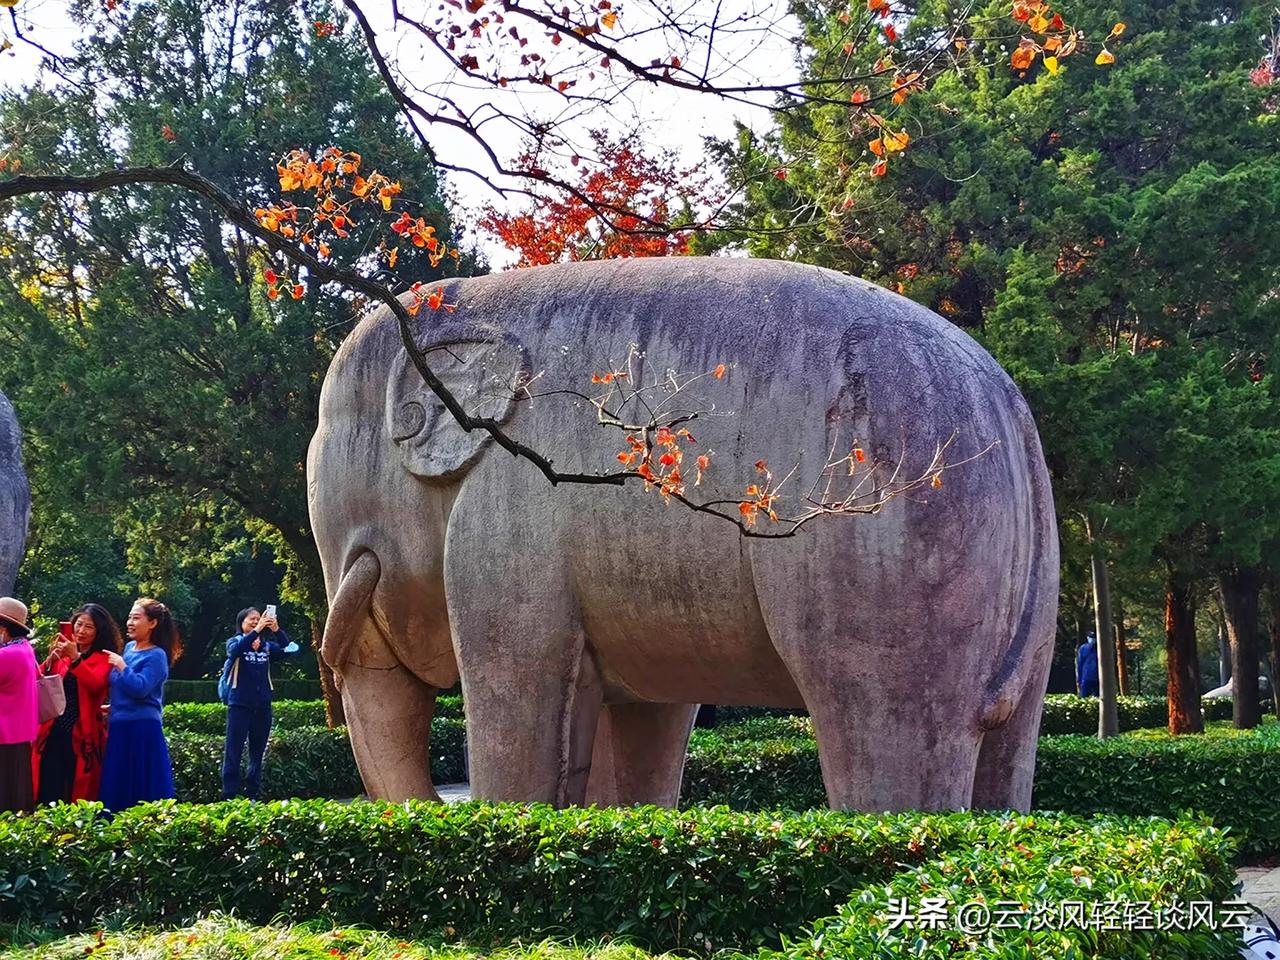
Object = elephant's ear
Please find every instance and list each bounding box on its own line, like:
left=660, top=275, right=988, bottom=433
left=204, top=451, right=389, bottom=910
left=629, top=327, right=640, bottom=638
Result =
left=386, top=336, right=526, bottom=480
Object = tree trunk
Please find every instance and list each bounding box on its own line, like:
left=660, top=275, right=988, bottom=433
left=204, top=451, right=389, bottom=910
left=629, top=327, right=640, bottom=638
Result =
left=1165, top=573, right=1203, bottom=734
left=1267, top=582, right=1280, bottom=721
left=1218, top=614, right=1232, bottom=686
left=1114, top=615, right=1130, bottom=696
left=312, top=618, right=346, bottom=728
left=1220, top=566, right=1262, bottom=730
left=1085, top=511, right=1118, bottom=738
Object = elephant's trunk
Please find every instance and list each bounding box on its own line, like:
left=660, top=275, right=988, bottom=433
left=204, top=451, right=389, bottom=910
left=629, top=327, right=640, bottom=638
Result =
left=321, top=550, right=381, bottom=686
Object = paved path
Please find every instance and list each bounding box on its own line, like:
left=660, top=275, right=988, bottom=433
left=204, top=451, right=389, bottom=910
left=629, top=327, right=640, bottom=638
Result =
left=438, top=782, right=471, bottom=803
left=1241, top=867, right=1280, bottom=922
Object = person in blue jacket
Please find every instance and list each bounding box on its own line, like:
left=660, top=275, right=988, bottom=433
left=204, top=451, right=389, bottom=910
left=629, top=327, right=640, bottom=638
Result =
left=221, top=607, right=294, bottom=799
left=99, top=598, right=181, bottom=813
left=1076, top=633, right=1100, bottom=697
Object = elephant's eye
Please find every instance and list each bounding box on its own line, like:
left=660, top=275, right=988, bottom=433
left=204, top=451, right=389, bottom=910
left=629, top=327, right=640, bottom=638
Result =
left=391, top=401, right=428, bottom=442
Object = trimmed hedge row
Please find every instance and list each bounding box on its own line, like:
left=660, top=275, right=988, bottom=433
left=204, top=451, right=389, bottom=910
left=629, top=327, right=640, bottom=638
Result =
left=188, top=694, right=1233, bottom=738
left=170, top=719, right=467, bottom=801
left=0, top=801, right=1239, bottom=957
left=163, top=712, right=1280, bottom=856
left=681, top=717, right=1280, bottom=856
left=1037, top=694, right=1236, bottom=735
left=162, top=696, right=464, bottom=733
left=712, top=695, right=1240, bottom=735
left=164, top=678, right=323, bottom=703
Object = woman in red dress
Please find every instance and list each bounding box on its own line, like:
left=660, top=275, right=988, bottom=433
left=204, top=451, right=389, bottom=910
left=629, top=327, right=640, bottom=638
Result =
left=33, top=604, right=120, bottom=803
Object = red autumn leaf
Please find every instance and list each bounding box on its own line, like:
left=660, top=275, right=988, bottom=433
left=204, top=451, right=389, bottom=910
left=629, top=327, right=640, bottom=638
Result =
left=871, top=159, right=888, bottom=176
left=291, top=283, right=305, bottom=300
left=850, top=88, right=869, bottom=104
left=160, top=124, right=177, bottom=142
left=883, top=23, right=897, bottom=42
left=263, top=269, right=278, bottom=285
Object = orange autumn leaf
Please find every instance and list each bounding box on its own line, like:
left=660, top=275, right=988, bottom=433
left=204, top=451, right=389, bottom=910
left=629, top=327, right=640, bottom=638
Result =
left=882, top=129, right=909, bottom=153
left=266, top=286, right=280, bottom=300
left=1010, top=45, right=1036, bottom=70
left=869, top=138, right=885, bottom=156
left=850, top=88, right=870, bottom=104
left=601, top=10, right=618, bottom=28
left=854, top=447, right=866, bottom=462
left=842, top=41, right=855, bottom=56
left=713, top=363, right=727, bottom=379
left=755, top=459, right=768, bottom=472
left=931, top=473, right=943, bottom=489
left=1108, top=22, right=1125, bottom=39
left=1028, top=13, right=1049, bottom=32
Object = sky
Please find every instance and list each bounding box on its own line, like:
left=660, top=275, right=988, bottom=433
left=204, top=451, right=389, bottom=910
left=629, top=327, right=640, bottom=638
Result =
left=0, top=0, right=797, bottom=267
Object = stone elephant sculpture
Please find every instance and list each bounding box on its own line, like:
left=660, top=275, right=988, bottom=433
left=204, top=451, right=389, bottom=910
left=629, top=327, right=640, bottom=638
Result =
left=0, top=390, right=30, bottom=596
left=307, top=258, right=1058, bottom=813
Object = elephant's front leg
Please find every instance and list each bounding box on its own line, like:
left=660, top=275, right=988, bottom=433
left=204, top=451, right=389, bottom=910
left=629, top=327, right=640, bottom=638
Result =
left=341, top=663, right=442, bottom=802
left=444, top=477, right=603, bottom=807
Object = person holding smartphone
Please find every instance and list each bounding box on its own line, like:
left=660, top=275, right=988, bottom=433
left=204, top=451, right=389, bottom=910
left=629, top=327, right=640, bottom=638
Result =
left=98, top=598, right=181, bottom=813
left=221, top=606, right=295, bottom=800
left=32, top=604, right=121, bottom=803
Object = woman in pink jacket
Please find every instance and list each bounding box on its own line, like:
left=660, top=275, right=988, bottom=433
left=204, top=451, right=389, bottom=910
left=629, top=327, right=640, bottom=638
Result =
left=0, top=596, right=38, bottom=813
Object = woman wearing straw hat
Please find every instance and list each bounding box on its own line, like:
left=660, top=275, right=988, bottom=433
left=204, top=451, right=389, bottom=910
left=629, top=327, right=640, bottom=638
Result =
left=0, top=596, right=38, bottom=812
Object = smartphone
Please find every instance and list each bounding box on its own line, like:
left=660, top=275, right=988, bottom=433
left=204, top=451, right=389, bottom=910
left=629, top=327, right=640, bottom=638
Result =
left=58, top=621, right=73, bottom=642
left=263, top=604, right=277, bottom=621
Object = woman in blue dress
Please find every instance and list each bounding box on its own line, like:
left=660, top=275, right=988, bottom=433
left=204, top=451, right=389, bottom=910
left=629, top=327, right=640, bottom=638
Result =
left=99, top=597, right=182, bottom=812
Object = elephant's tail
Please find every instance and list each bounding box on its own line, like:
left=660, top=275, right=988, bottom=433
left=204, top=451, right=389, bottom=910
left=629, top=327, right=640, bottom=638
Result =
left=978, top=410, right=1059, bottom=731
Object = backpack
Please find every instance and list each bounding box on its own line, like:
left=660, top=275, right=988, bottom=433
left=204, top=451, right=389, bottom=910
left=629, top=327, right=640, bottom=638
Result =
left=218, top=657, right=240, bottom=704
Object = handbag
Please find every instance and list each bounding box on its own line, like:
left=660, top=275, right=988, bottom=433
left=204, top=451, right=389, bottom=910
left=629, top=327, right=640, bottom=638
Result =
left=37, top=672, right=66, bottom=723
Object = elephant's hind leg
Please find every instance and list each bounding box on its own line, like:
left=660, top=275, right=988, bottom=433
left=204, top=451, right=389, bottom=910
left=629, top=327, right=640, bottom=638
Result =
left=759, top=572, right=986, bottom=811
left=341, top=663, right=442, bottom=802
left=586, top=702, right=697, bottom=807
left=970, top=649, right=1052, bottom=811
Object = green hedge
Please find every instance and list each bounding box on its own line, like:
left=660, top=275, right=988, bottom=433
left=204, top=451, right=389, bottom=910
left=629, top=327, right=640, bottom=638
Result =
left=164, top=678, right=323, bottom=703
left=0, top=802, right=1238, bottom=957
left=681, top=717, right=1280, bottom=856
left=163, top=696, right=463, bottom=733
left=169, top=719, right=467, bottom=801
left=177, top=693, right=1234, bottom=737
left=1037, top=694, right=1237, bottom=735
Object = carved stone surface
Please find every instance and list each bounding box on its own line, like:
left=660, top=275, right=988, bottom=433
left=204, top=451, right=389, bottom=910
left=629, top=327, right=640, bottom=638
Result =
left=0, top=391, right=30, bottom=597
left=307, top=258, right=1059, bottom=812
